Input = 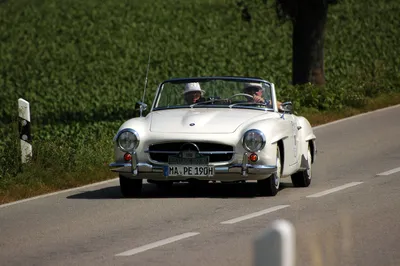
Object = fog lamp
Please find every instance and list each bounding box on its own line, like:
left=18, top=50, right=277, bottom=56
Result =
left=249, top=153, right=258, bottom=162
left=124, top=153, right=132, bottom=161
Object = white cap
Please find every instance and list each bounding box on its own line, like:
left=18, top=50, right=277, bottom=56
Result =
left=183, top=82, right=205, bottom=95
left=243, top=82, right=264, bottom=92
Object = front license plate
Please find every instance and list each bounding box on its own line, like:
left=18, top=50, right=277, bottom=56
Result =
left=165, top=165, right=214, bottom=177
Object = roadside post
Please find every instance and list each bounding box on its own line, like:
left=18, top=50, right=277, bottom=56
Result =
left=18, top=98, right=32, bottom=163
left=254, top=219, right=296, bottom=266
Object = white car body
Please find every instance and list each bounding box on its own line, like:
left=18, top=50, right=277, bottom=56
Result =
left=110, top=76, right=317, bottom=197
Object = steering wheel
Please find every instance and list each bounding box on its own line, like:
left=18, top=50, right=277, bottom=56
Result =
left=228, top=93, right=254, bottom=100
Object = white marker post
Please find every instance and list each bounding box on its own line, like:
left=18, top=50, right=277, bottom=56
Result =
left=18, top=98, right=32, bottom=163
left=254, top=219, right=296, bottom=266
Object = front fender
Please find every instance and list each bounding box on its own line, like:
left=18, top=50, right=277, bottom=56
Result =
left=296, top=116, right=316, bottom=163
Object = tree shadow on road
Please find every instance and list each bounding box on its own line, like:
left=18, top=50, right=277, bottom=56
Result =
left=66, top=182, right=294, bottom=200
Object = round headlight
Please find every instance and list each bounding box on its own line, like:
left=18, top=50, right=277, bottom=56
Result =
left=116, top=129, right=139, bottom=152
left=243, top=129, right=266, bottom=152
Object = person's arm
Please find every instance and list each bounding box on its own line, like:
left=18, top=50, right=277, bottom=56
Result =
left=253, top=95, right=264, bottom=103
left=277, top=101, right=283, bottom=111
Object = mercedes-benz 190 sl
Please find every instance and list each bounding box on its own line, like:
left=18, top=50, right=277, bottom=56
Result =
left=109, top=76, right=317, bottom=197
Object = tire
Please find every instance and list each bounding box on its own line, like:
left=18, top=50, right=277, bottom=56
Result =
left=291, top=145, right=312, bottom=187
left=257, top=145, right=282, bottom=196
left=119, top=175, right=143, bottom=197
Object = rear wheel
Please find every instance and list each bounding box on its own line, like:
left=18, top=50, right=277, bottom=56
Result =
left=257, top=145, right=282, bottom=196
left=119, top=175, right=143, bottom=197
left=291, top=145, right=312, bottom=187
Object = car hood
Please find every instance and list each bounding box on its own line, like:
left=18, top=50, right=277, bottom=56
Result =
left=149, top=108, right=272, bottom=134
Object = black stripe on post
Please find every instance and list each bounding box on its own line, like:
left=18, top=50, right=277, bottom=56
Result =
left=19, top=119, right=32, bottom=143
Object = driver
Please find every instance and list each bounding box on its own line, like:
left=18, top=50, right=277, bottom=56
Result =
left=243, top=82, right=282, bottom=110
left=183, top=82, right=206, bottom=104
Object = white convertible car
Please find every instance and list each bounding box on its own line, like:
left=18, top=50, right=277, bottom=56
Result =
left=110, top=76, right=317, bottom=197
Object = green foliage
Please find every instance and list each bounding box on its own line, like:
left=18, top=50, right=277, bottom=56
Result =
left=1, top=0, right=400, bottom=186
left=0, top=121, right=21, bottom=179
left=0, top=129, right=114, bottom=192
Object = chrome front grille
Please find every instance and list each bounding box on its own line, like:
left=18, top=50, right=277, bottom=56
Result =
left=148, top=142, right=234, bottom=163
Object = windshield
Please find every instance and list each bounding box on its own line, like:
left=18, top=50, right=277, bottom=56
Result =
left=153, top=78, right=273, bottom=111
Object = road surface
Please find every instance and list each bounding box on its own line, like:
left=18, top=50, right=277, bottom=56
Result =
left=1, top=105, right=400, bottom=266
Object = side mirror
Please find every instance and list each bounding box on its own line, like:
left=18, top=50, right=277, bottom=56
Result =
left=135, top=101, right=148, bottom=117
left=280, top=101, right=293, bottom=114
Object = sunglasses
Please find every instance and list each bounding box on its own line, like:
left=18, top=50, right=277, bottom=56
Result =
left=245, top=86, right=262, bottom=93
left=187, top=91, right=201, bottom=95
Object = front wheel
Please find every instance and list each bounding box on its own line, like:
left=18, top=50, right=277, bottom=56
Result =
left=291, top=145, right=312, bottom=187
left=257, top=146, right=282, bottom=196
left=119, top=175, right=143, bottom=197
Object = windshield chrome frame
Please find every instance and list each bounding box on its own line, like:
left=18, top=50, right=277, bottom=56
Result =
left=150, top=76, right=278, bottom=113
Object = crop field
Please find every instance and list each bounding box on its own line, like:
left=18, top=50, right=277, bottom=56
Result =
left=1, top=0, right=399, bottom=202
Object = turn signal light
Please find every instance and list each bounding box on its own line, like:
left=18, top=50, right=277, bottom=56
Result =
left=124, top=153, right=132, bottom=161
left=249, top=153, right=258, bottom=162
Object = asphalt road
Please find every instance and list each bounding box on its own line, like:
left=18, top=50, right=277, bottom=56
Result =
left=1, top=105, right=400, bottom=266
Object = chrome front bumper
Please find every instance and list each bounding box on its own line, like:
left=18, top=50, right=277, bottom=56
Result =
left=109, top=152, right=277, bottom=180
left=110, top=161, right=276, bottom=174
left=109, top=164, right=277, bottom=182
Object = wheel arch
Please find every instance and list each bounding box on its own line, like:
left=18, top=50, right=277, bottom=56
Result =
left=277, top=139, right=285, bottom=173
left=308, top=139, right=316, bottom=164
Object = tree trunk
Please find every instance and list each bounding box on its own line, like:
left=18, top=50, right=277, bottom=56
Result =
left=292, top=0, right=328, bottom=85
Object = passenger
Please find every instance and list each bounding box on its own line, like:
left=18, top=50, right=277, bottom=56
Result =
left=243, top=82, right=282, bottom=110
left=183, top=82, right=206, bottom=104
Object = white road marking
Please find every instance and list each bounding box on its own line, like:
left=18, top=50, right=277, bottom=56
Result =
left=220, top=205, right=290, bottom=225
left=312, top=103, right=400, bottom=130
left=0, top=178, right=153, bottom=208
left=115, top=232, right=200, bottom=256
left=0, top=178, right=119, bottom=209
left=377, top=167, right=400, bottom=176
left=306, top=182, right=363, bottom=198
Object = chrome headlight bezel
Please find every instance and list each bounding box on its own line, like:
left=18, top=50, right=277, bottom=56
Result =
left=115, top=128, right=140, bottom=152
left=242, top=129, right=266, bottom=152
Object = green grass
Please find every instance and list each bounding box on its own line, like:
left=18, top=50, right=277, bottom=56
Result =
left=1, top=0, right=400, bottom=204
